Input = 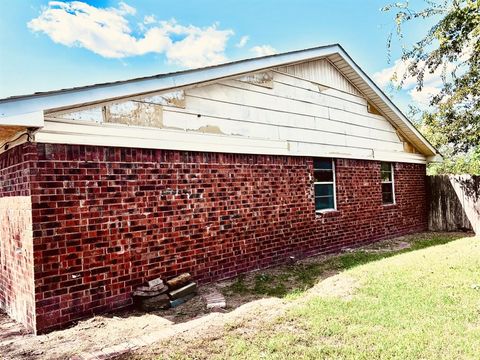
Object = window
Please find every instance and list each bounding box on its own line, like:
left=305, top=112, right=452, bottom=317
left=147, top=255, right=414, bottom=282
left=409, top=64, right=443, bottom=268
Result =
left=381, top=162, right=395, bottom=204
left=313, top=158, right=336, bottom=211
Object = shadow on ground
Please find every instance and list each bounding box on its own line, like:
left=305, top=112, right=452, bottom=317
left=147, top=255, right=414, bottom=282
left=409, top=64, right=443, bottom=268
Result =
left=212, top=231, right=471, bottom=304
left=99, top=231, right=473, bottom=324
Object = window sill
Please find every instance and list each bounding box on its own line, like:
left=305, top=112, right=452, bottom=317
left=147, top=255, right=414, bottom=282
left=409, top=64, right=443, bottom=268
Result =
left=315, top=209, right=341, bottom=217
left=382, top=203, right=397, bottom=208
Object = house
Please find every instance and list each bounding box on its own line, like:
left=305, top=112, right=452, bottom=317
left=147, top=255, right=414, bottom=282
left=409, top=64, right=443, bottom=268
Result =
left=0, top=44, right=440, bottom=334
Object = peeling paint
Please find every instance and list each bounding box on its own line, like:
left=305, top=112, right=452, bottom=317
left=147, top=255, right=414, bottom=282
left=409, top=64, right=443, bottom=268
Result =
left=397, top=131, right=420, bottom=154
left=52, top=107, right=104, bottom=123
left=403, top=141, right=419, bottom=154
left=105, top=101, right=163, bottom=128
left=196, top=125, right=224, bottom=134
left=318, top=84, right=330, bottom=92
left=142, top=90, right=186, bottom=108
left=238, top=72, right=273, bottom=88
left=367, top=101, right=382, bottom=116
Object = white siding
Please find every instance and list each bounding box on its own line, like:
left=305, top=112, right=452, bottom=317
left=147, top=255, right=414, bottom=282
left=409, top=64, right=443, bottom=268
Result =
left=42, top=61, right=426, bottom=164
left=276, top=59, right=363, bottom=96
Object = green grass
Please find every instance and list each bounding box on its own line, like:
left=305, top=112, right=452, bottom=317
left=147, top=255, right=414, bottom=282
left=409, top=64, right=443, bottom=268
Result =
left=128, top=233, right=480, bottom=359
left=218, top=233, right=480, bottom=359
left=226, top=233, right=468, bottom=299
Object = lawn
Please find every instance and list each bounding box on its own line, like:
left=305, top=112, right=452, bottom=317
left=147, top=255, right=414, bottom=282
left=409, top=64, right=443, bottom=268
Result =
left=125, top=232, right=480, bottom=360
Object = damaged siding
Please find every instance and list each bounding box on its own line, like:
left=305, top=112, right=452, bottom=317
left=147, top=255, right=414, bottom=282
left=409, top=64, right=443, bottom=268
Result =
left=105, top=102, right=164, bottom=128
left=42, top=65, right=427, bottom=163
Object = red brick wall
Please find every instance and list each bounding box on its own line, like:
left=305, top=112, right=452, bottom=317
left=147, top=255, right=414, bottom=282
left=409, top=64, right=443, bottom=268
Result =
left=5, top=143, right=428, bottom=333
left=0, top=143, right=37, bottom=332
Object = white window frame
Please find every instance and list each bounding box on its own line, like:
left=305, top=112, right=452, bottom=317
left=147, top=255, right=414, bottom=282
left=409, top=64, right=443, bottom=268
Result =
left=314, top=159, right=337, bottom=213
left=381, top=162, right=396, bottom=205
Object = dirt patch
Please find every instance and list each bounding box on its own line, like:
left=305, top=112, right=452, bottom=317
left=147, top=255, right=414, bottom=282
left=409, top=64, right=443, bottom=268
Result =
left=306, top=273, right=359, bottom=300
left=0, top=312, right=175, bottom=360
left=359, top=239, right=411, bottom=253
left=116, top=297, right=288, bottom=360
left=0, top=288, right=288, bottom=360
left=0, top=311, right=29, bottom=341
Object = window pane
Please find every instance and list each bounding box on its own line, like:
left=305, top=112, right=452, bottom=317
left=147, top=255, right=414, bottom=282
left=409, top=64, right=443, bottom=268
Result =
left=381, top=162, right=391, bottom=172
left=382, top=183, right=394, bottom=203
left=315, top=195, right=334, bottom=210
left=382, top=183, right=393, bottom=193
left=381, top=171, right=392, bottom=182
left=313, top=158, right=335, bottom=211
left=314, top=170, right=333, bottom=182
left=314, top=183, right=333, bottom=196
left=382, top=191, right=394, bottom=204
left=314, top=158, right=332, bottom=170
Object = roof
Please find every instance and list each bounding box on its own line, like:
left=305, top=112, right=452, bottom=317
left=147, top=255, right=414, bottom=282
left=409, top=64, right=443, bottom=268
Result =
left=0, top=44, right=438, bottom=157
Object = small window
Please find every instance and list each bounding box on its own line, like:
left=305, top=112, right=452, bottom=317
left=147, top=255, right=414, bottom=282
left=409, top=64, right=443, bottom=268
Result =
left=313, top=158, right=336, bottom=211
left=381, top=162, right=395, bottom=204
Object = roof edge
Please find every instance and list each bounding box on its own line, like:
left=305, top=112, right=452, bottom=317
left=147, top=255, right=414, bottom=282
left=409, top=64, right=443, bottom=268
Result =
left=334, top=45, right=438, bottom=156
left=0, top=43, right=439, bottom=157
left=0, top=44, right=340, bottom=117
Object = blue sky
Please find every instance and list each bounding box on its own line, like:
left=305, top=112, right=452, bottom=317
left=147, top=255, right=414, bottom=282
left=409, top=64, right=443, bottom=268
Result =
left=0, top=0, right=439, bottom=113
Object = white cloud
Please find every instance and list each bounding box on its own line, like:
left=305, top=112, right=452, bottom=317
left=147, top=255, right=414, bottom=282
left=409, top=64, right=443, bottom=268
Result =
left=27, top=1, right=234, bottom=68
left=250, top=45, right=277, bottom=57
left=235, top=35, right=249, bottom=48
left=372, top=58, right=452, bottom=90
left=117, top=1, right=136, bottom=16
left=372, top=59, right=406, bottom=88
left=161, top=21, right=233, bottom=68
left=143, top=14, right=156, bottom=25
left=409, top=86, right=441, bottom=106
left=372, top=39, right=476, bottom=108
left=373, top=58, right=455, bottom=107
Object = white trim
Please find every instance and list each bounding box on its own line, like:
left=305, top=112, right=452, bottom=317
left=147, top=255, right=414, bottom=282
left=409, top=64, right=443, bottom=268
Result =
left=35, top=121, right=290, bottom=155
left=332, top=48, right=438, bottom=157
left=37, top=118, right=428, bottom=164
left=0, top=46, right=341, bottom=118
left=0, top=44, right=438, bottom=158
left=381, top=162, right=396, bottom=205
left=391, top=162, right=396, bottom=204
left=0, top=111, right=44, bottom=127
left=313, top=158, right=337, bottom=211
left=427, top=154, right=443, bottom=163
left=332, top=160, right=337, bottom=210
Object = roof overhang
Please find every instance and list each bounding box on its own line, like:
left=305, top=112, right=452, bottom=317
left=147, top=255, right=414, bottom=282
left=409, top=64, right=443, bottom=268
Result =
left=0, top=44, right=439, bottom=157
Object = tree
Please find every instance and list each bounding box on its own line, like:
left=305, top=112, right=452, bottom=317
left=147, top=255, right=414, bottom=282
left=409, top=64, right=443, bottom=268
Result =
left=382, top=0, right=480, bottom=174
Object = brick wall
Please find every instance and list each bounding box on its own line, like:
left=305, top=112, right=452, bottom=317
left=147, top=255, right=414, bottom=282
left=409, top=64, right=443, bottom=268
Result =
left=1, top=143, right=428, bottom=333
left=29, top=144, right=427, bottom=333
left=0, top=143, right=36, bottom=332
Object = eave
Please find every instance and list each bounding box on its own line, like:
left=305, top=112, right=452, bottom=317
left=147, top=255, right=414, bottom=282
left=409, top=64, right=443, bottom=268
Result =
left=0, top=44, right=439, bottom=158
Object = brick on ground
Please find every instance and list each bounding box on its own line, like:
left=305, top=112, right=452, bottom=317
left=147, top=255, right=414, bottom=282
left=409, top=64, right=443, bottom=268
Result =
left=204, top=290, right=226, bottom=309
left=147, top=277, right=163, bottom=288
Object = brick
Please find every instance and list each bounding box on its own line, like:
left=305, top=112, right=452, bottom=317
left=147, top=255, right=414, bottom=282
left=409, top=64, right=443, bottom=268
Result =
left=0, top=143, right=428, bottom=334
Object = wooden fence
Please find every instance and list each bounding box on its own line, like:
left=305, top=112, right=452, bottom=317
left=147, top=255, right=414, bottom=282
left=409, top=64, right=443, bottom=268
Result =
left=427, top=175, right=480, bottom=234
